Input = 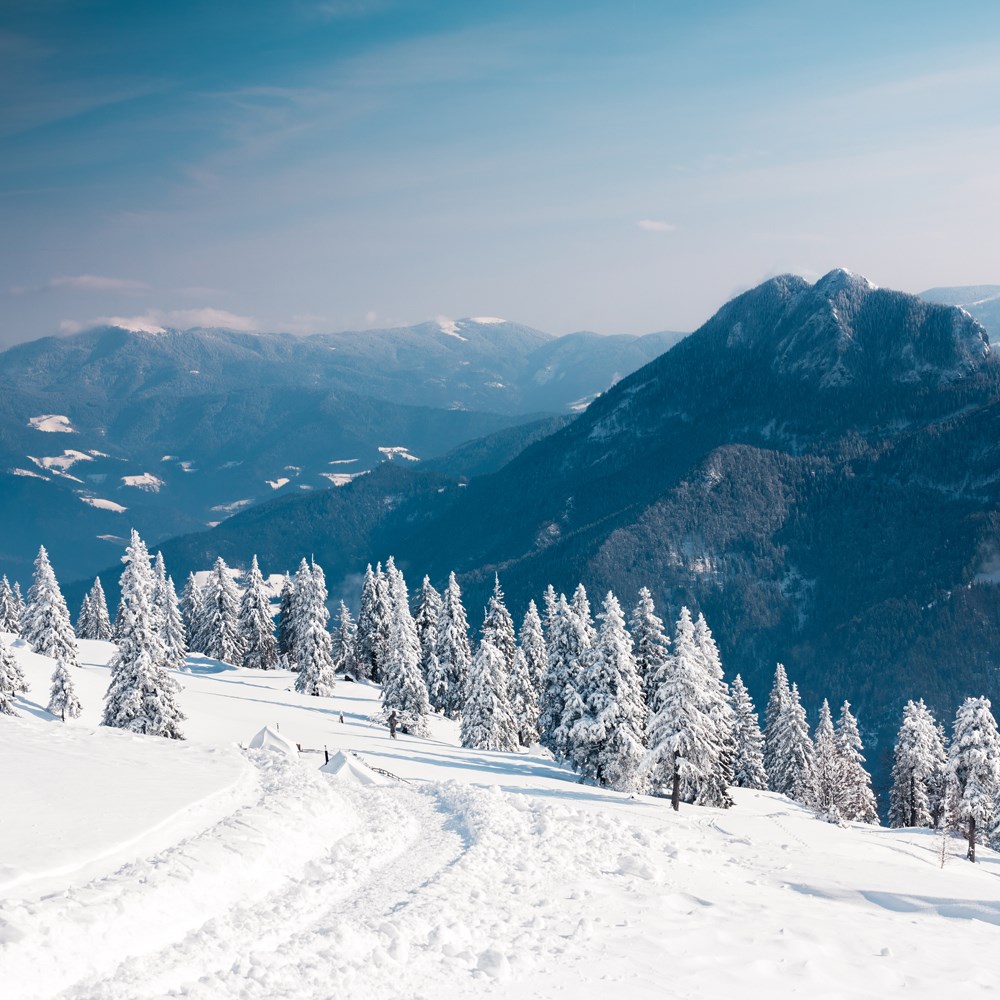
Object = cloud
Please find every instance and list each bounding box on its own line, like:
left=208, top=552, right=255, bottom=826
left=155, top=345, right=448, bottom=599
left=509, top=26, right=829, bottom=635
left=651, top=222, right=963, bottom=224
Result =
left=11, top=274, right=149, bottom=295
left=637, top=219, right=676, bottom=233
left=58, top=307, right=258, bottom=335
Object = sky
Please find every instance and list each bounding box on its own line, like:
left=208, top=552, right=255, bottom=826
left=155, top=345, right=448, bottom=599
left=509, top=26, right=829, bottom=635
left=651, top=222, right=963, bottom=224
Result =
left=2, top=0, right=1000, bottom=347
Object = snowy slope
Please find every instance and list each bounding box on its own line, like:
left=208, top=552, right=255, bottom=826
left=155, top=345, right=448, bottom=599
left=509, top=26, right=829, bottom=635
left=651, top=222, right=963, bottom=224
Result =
left=2, top=640, right=1000, bottom=999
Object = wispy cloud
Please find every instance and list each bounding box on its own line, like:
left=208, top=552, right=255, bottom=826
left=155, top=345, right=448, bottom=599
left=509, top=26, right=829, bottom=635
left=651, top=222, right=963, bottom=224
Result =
left=59, top=307, right=257, bottom=335
left=10, top=274, right=149, bottom=295
left=637, top=219, right=676, bottom=233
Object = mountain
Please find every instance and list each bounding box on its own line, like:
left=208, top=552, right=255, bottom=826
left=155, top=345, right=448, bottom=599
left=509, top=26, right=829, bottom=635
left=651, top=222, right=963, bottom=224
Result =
left=921, top=284, right=1000, bottom=341
left=0, top=320, right=680, bottom=582
left=134, top=269, right=1000, bottom=792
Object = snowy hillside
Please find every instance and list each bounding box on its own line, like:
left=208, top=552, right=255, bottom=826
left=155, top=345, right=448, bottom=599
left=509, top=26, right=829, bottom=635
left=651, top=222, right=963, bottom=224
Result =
left=2, top=638, right=999, bottom=999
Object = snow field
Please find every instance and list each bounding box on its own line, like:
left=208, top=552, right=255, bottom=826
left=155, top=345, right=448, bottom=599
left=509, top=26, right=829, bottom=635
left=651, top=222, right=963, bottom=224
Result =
left=3, top=640, right=1000, bottom=998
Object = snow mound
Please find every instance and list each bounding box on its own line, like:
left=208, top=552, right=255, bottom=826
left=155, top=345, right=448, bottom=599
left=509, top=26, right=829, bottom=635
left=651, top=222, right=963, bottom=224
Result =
left=320, top=750, right=392, bottom=786
left=247, top=726, right=299, bottom=757
left=28, top=414, right=76, bottom=433
left=121, top=472, right=164, bottom=492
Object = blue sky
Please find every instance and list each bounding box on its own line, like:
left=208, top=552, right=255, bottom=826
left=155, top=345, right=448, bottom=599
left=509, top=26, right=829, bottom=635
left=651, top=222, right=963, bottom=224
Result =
left=3, top=0, right=1000, bottom=345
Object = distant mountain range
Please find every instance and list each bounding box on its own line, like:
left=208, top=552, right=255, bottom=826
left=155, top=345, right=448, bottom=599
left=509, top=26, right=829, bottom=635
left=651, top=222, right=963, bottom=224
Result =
left=920, top=285, right=1000, bottom=340
left=0, top=319, right=682, bottom=582
left=130, top=269, right=1000, bottom=793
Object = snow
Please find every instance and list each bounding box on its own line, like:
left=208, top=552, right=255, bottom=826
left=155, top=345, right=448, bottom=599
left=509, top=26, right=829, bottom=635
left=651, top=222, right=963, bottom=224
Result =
left=471, top=316, right=506, bottom=324
left=9, top=468, right=48, bottom=480
left=210, top=498, right=253, bottom=515
left=28, top=414, right=76, bottom=434
left=320, top=472, right=365, bottom=486
left=2, top=639, right=1000, bottom=998
left=378, top=446, right=420, bottom=462
left=247, top=725, right=299, bottom=757
left=266, top=477, right=290, bottom=489
left=28, top=450, right=93, bottom=473
left=320, top=749, right=393, bottom=786
left=328, top=458, right=358, bottom=465
left=437, top=318, right=469, bottom=341
left=79, top=496, right=128, bottom=512
left=121, top=472, right=164, bottom=492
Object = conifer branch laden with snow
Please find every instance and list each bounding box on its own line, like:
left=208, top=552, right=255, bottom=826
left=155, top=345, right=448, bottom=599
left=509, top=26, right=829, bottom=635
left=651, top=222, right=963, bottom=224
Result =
left=0, top=575, right=22, bottom=635
left=435, top=571, right=471, bottom=719
left=729, top=675, right=766, bottom=790
left=461, top=638, right=519, bottom=752
left=889, top=699, right=946, bottom=829
left=947, top=696, right=1000, bottom=862
left=77, top=577, right=113, bottom=642
left=0, top=639, right=26, bottom=715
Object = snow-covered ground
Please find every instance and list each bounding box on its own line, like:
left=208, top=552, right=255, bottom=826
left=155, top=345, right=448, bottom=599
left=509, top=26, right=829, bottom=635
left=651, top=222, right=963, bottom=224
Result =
left=2, top=636, right=1000, bottom=999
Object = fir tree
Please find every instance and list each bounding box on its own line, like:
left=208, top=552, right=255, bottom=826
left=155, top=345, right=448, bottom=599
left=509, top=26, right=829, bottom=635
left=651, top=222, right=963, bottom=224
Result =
left=692, top=613, right=734, bottom=808
left=630, top=587, right=670, bottom=705
left=508, top=647, right=540, bottom=747
left=518, top=600, right=547, bottom=695
left=239, top=555, right=278, bottom=670
left=0, top=639, right=24, bottom=715
left=889, top=700, right=946, bottom=829
left=570, top=591, right=646, bottom=792
left=436, top=572, right=471, bottom=718
left=645, top=607, right=719, bottom=810
left=538, top=593, right=571, bottom=755
left=813, top=699, right=841, bottom=819
left=76, top=592, right=93, bottom=640
left=550, top=591, right=595, bottom=762
left=571, top=583, right=597, bottom=646
left=460, top=638, right=519, bottom=751
left=482, top=575, right=517, bottom=673
left=23, top=545, right=78, bottom=667
left=275, top=572, right=296, bottom=661
left=771, top=682, right=817, bottom=806
left=414, top=576, right=443, bottom=683
left=82, top=577, right=113, bottom=641
left=102, top=530, right=185, bottom=739
left=763, top=662, right=791, bottom=791
left=380, top=560, right=431, bottom=735
left=180, top=573, right=203, bottom=650
left=729, top=674, right=767, bottom=790
left=48, top=655, right=82, bottom=721
left=332, top=601, right=359, bottom=678
left=356, top=563, right=391, bottom=682
left=0, top=575, right=21, bottom=634
left=948, top=696, right=1000, bottom=862
left=294, top=560, right=336, bottom=696
left=197, top=557, right=244, bottom=666
left=835, top=701, right=879, bottom=824
left=158, top=575, right=188, bottom=673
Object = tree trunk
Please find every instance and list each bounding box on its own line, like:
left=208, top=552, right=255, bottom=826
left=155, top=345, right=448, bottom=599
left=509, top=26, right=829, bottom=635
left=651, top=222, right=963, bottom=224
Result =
left=671, top=753, right=680, bottom=812
left=968, top=816, right=976, bottom=863
left=909, top=775, right=915, bottom=827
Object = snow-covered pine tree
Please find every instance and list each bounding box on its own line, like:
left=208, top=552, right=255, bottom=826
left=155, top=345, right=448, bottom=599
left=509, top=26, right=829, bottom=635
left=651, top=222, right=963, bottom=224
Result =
left=460, top=638, right=519, bottom=751
left=630, top=587, right=670, bottom=706
left=76, top=592, right=94, bottom=640
left=538, top=593, right=571, bottom=755
left=518, top=600, right=547, bottom=695
left=355, top=563, right=391, bottom=682
left=151, top=552, right=169, bottom=632
left=275, top=572, right=296, bottom=661
left=763, top=662, right=791, bottom=791
left=332, top=600, right=359, bottom=678
left=294, top=560, right=336, bottom=696
left=239, top=555, right=278, bottom=670
left=0, top=639, right=25, bottom=715
left=551, top=592, right=595, bottom=761
left=571, top=583, right=597, bottom=646
left=729, top=674, right=767, bottom=790
left=83, top=577, right=112, bottom=641
left=570, top=591, right=646, bottom=792
left=482, top=575, right=517, bottom=674
left=0, top=576, right=21, bottom=634
left=645, top=606, right=719, bottom=810
left=435, top=571, right=471, bottom=718
left=813, top=699, right=841, bottom=819
left=23, top=545, right=78, bottom=667
left=835, top=701, right=879, bottom=824
left=197, top=557, right=244, bottom=666
left=158, top=575, right=188, bottom=672
left=47, top=655, right=82, bottom=721
left=180, top=572, right=203, bottom=649
left=692, top=613, right=734, bottom=808
left=414, top=575, right=443, bottom=682
left=948, top=696, right=1000, bottom=862
left=380, top=561, right=431, bottom=735
left=102, top=530, right=185, bottom=739
left=508, top=647, right=539, bottom=747
left=771, top=682, right=817, bottom=806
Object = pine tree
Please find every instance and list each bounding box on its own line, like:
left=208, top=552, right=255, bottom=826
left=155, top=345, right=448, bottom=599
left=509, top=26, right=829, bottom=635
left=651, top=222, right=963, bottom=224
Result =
left=571, top=583, right=597, bottom=646
left=729, top=674, right=767, bottom=790
left=518, top=601, right=547, bottom=695
left=889, top=700, right=946, bottom=829
left=508, top=647, right=540, bottom=746
left=275, top=572, right=296, bottom=661
left=23, top=545, right=78, bottom=667
left=771, top=682, right=817, bottom=806
left=630, top=587, right=670, bottom=705
left=294, top=560, right=337, bottom=696
left=436, top=572, right=471, bottom=718
left=102, top=530, right=185, bottom=739
left=813, top=699, right=841, bottom=819
left=159, top=575, right=188, bottom=672
left=645, top=607, right=719, bottom=810
left=482, top=575, right=517, bottom=673
left=461, top=638, right=519, bottom=751
left=948, top=696, right=1000, bottom=862
left=356, top=563, right=391, bottom=682
left=180, top=573, right=203, bottom=650
left=550, top=592, right=595, bottom=761
left=692, top=613, right=734, bottom=808
left=47, top=655, right=82, bottom=721
left=833, top=701, right=879, bottom=824
left=764, top=662, right=791, bottom=791
left=570, top=591, right=646, bottom=792
left=0, top=639, right=24, bottom=715
left=332, top=601, right=359, bottom=678
left=80, top=577, right=113, bottom=641
left=414, top=576, right=443, bottom=682
left=380, top=560, right=431, bottom=735
left=239, top=555, right=278, bottom=670
left=0, top=576, right=21, bottom=634
left=538, top=593, right=571, bottom=755
left=197, top=557, right=244, bottom=666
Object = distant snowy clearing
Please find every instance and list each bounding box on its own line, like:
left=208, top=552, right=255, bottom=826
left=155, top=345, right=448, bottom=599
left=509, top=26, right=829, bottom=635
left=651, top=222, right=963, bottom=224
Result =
left=28, top=414, right=76, bottom=433
left=79, top=496, right=127, bottom=512
left=2, top=640, right=1000, bottom=998
left=121, top=472, right=164, bottom=492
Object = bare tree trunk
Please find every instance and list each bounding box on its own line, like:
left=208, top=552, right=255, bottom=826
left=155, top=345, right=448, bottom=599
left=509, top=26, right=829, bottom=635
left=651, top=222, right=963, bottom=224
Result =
left=909, top=775, right=915, bottom=827
left=671, top=752, right=680, bottom=812
left=968, top=817, right=976, bottom=863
